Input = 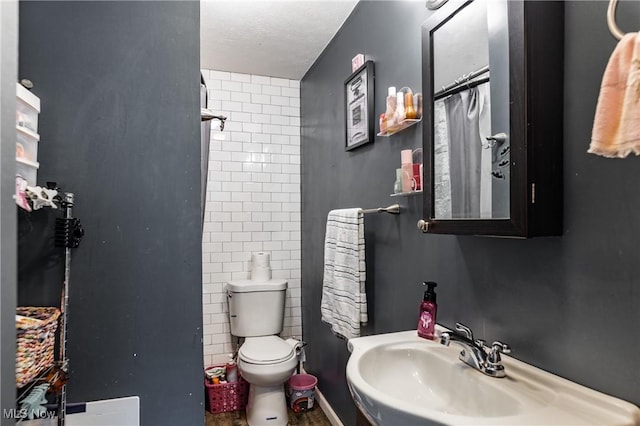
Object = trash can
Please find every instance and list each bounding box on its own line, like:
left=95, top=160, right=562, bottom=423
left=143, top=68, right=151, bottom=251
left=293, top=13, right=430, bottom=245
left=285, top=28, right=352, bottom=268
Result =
left=288, top=374, right=317, bottom=413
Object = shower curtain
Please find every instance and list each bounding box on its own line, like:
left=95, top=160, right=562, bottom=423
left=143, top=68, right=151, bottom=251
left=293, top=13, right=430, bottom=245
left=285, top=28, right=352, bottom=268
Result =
left=201, top=74, right=211, bottom=228
left=433, top=100, right=452, bottom=218
left=443, top=83, right=491, bottom=218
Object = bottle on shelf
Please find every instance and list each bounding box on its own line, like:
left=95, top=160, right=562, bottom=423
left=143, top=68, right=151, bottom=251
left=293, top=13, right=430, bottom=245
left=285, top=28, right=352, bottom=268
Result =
left=385, top=87, right=397, bottom=131
left=379, top=113, right=387, bottom=135
left=394, top=168, right=403, bottom=194
left=394, top=91, right=406, bottom=125
left=401, top=149, right=413, bottom=192
left=405, top=91, right=416, bottom=120
left=415, top=93, right=423, bottom=119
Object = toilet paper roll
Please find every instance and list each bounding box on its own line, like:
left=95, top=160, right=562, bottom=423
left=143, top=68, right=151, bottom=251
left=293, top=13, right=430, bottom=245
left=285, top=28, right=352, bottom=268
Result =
left=285, top=338, right=302, bottom=355
left=252, top=252, right=271, bottom=268
left=251, top=266, right=272, bottom=282
left=251, top=252, right=272, bottom=281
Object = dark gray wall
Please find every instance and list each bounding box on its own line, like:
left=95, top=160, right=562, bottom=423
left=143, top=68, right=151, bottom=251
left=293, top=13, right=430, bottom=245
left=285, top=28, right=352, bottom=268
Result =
left=1, top=1, right=18, bottom=423
left=18, top=2, right=203, bottom=425
left=301, top=1, right=640, bottom=424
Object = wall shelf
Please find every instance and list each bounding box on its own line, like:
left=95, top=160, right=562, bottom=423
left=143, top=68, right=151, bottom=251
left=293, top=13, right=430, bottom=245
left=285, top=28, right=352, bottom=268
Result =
left=391, top=190, right=422, bottom=197
left=377, top=118, right=422, bottom=137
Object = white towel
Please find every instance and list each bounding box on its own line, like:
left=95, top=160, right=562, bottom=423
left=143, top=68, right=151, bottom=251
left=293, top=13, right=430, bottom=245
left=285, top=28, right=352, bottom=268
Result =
left=320, top=208, right=367, bottom=339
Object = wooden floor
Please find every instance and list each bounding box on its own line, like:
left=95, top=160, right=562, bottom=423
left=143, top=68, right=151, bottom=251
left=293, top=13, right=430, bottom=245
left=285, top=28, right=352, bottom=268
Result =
left=205, top=405, right=332, bottom=426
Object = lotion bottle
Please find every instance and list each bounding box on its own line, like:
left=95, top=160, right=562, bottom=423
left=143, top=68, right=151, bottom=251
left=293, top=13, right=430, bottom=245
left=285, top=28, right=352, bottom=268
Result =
left=395, top=91, right=406, bottom=124
left=385, top=87, right=397, bottom=130
left=225, top=354, right=238, bottom=383
left=405, top=91, right=416, bottom=119
left=401, top=149, right=414, bottom=192
left=417, top=281, right=438, bottom=339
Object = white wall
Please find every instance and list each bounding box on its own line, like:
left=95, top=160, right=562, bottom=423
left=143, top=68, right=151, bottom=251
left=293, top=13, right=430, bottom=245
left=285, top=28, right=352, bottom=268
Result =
left=201, top=69, right=302, bottom=366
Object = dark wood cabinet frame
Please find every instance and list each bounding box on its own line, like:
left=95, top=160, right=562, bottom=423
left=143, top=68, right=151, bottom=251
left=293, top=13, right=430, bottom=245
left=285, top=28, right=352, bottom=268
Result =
left=421, top=0, right=564, bottom=237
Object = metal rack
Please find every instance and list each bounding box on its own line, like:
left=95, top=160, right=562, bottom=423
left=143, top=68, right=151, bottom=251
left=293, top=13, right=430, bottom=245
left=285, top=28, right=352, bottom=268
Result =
left=16, top=190, right=84, bottom=425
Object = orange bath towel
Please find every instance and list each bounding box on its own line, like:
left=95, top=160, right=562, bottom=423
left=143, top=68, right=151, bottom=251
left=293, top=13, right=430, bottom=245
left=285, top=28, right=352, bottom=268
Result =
left=589, top=32, right=640, bottom=158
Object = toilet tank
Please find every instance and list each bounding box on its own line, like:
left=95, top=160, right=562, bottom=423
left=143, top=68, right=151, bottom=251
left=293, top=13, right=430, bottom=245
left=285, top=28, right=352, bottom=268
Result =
left=227, top=279, right=287, bottom=337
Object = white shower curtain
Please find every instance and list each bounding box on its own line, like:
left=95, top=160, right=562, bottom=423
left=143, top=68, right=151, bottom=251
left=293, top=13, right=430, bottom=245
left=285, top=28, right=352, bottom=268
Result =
left=201, top=74, right=211, bottom=228
left=443, top=83, right=491, bottom=219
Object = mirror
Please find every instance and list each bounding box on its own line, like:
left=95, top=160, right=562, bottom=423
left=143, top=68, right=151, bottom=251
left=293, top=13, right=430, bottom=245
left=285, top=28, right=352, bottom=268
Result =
left=431, top=0, right=510, bottom=220
left=421, top=0, right=564, bottom=237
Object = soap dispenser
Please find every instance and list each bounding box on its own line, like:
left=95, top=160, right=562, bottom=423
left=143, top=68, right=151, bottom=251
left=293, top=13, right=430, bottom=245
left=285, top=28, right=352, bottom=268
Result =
left=417, top=281, right=437, bottom=339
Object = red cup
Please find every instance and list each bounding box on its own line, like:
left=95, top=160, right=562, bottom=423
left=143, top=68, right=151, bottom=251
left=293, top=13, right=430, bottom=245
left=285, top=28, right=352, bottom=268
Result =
left=413, top=164, right=422, bottom=190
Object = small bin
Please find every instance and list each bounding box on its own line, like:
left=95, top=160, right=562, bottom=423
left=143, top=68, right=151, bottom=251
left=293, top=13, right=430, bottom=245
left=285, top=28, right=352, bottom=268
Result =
left=204, top=365, right=249, bottom=414
left=288, top=374, right=317, bottom=413
left=16, top=83, right=40, bottom=133
left=16, top=157, right=39, bottom=186
left=16, top=125, right=40, bottom=162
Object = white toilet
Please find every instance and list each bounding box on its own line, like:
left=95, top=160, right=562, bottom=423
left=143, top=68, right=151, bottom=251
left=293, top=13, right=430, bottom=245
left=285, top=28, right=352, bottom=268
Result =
left=227, top=260, right=300, bottom=426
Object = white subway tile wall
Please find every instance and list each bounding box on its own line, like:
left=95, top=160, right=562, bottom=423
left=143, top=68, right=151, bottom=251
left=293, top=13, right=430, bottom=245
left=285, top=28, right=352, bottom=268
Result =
left=201, top=69, right=302, bottom=367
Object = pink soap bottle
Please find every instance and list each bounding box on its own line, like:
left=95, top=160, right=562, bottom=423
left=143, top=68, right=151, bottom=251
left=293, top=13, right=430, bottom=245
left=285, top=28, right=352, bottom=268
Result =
left=417, top=282, right=438, bottom=340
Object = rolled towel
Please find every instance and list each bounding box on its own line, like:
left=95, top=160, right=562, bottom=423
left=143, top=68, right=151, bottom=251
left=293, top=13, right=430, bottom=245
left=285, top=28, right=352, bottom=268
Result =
left=588, top=32, right=640, bottom=158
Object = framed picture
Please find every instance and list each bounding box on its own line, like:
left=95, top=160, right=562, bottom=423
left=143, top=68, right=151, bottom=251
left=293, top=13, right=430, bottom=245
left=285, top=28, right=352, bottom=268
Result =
left=344, top=61, right=375, bottom=151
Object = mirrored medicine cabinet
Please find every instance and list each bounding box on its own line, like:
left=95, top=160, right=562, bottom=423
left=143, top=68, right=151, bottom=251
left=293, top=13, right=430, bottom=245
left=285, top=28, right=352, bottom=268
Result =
left=419, top=0, right=564, bottom=237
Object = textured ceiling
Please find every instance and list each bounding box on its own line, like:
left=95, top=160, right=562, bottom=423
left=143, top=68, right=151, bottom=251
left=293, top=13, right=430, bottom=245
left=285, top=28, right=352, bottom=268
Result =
left=200, top=0, right=359, bottom=80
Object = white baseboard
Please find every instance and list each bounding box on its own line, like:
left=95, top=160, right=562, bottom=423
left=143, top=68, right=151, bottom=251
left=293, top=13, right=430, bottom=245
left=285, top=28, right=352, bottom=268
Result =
left=314, top=387, right=344, bottom=426
left=300, top=366, right=344, bottom=426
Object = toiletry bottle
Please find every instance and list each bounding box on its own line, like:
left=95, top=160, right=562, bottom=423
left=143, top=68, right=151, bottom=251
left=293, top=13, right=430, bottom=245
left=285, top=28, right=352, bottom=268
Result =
left=394, top=168, right=403, bottom=194
left=379, top=113, right=387, bottom=135
left=417, top=281, right=438, bottom=340
left=401, top=149, right=414, bottom=192
left=385, top=87, right=397, bottom=130
left=405, top=91, right=416, bottom=120
left=395, top=91, right=406, bottom=124
left=415, top=93, right=423, bottom=119
left=225, top=353, right=238, bottom=382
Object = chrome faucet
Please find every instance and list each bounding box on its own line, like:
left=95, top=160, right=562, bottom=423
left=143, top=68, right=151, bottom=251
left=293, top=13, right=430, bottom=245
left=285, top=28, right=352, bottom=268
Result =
left=440, top=322, right=511, bottom=378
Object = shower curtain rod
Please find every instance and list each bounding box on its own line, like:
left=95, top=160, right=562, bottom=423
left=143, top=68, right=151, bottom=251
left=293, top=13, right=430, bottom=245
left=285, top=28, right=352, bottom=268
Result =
left=434, top=65, right=490, bottom=100
left=434, top=76, right=490, bottom=101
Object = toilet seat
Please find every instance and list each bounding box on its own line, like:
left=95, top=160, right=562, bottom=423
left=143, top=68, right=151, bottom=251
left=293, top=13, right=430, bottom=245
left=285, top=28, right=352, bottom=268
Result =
left=239, top=336, right=295, bottom=365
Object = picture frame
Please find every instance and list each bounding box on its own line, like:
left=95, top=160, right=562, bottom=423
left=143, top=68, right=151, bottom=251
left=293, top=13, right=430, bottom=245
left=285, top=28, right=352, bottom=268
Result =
left=344, top=60, right=375, bottom=151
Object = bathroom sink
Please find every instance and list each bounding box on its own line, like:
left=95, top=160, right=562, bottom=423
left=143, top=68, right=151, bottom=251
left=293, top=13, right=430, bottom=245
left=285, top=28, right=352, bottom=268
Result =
left=346, top=329, right=640, bottom=426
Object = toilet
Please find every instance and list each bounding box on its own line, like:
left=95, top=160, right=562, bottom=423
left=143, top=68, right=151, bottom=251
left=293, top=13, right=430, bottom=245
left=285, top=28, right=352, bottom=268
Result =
left=227, top=254, right=300, bottom=426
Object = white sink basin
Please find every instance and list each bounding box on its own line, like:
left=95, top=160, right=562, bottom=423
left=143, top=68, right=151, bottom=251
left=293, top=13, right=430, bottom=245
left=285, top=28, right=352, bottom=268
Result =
left=346, top=329, right=640, bottom=426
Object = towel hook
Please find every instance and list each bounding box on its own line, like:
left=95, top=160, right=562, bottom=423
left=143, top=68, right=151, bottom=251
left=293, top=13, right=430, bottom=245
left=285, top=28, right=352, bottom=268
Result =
left=607, top=0, right=625, bottom=41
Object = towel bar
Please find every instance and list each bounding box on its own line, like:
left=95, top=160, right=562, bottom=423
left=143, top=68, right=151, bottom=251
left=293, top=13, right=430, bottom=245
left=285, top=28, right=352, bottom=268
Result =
left=362, top=204, right=400, bottom=214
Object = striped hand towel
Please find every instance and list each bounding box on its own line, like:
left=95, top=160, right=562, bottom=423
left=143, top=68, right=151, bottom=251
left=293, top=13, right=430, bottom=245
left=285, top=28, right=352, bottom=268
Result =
left=320, top=208, right=367, bottom=339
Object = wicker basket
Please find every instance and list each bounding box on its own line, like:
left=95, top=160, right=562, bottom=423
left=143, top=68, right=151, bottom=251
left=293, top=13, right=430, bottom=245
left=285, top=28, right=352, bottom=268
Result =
left=16, top=307, right=60, bottom=388
left=204, top=366, right=249, bottom=414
